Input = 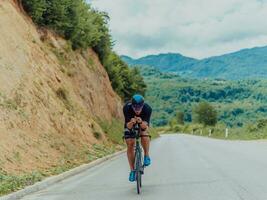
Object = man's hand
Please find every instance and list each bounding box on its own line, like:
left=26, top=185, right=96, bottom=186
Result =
left=130, top=118, right=137, bottom=124
left=136, top=117, right=148, bottom=130
left=127, top=117, right=148, bottom=130
left=140, top=121, right=148, bottom=130
left=135, top=117, right=142, bottom=124
left=127, top=118, right=137, bottom=129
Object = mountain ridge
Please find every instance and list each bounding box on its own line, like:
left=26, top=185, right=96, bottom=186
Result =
left=122, top=45, right=267, bottom=79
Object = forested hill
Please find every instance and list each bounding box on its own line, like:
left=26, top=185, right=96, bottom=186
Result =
left=122, top=46, right=267, bottom=80
left=141, top=66, right=267, bottom=127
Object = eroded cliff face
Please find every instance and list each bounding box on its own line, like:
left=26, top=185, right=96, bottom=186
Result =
left=0, top=0, right=123, bottom=174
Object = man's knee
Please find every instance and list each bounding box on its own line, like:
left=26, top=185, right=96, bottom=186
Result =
left=126, top=139, right=135, bottom=149
left=141, top=130, right=149, bottom=135
left=141, top=130, right=150, bottom=137
left=141, top=131, right=150, bottom=141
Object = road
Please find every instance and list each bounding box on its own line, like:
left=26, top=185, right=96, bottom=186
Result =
left=21, top=134, right=267, bottom=200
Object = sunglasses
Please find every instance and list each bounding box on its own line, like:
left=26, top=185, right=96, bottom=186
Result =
left=132, top=104, right=144, bottom=112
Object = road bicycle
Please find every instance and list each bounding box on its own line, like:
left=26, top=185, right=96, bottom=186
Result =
left=133, top=122, right=145, bottom=194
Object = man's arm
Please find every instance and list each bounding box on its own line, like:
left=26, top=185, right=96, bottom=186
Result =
left=140, top=120, right=149, bottom=130
left=123, top=104, right=136, bottom=129
left=140, top=105, right=152, bottom=130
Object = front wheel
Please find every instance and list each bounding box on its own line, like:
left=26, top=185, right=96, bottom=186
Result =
left=135, top=149, right=142, bottom=194
left=140, top=170, right=142, bottom=188
left=136, top=170, right=141, bottom=194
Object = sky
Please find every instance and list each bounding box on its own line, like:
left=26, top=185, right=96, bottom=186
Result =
left=88, top=0, right=267, bottom=59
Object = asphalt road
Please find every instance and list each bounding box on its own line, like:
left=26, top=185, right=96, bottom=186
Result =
left=21, top=134, right=267, bottom=200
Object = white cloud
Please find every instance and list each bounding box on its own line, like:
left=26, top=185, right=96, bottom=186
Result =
left=89, top=0, right=267, bottom=58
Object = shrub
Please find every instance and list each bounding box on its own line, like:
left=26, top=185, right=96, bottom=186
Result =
left=193, top=102, right=217, bottom=126
left=176, top=111, right=184, bottom=125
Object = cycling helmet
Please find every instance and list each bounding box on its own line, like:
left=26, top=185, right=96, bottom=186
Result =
left=131, top=94, right=144, bottom=112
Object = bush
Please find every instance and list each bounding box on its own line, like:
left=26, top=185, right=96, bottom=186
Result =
left=173, top=125, right=182, bottom=132
left=176, top=111, right=184, bottom=125
left=193, top=102, right=217, bottom=126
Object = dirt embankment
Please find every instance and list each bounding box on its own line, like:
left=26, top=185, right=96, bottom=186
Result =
left=0, top=0, right=123, bottom=174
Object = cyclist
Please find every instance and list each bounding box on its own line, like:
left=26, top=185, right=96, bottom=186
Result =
left=123, top=94, right=152, bottom=182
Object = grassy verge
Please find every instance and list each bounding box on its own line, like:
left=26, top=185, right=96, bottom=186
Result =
left=0, top=143, right=123, bottom=196
left=97, top=118, right=125, bottom=144
left=0, top=171, right=43, bottom=196
left=149, top=126, right=160, bottom=139
left=162, top=121, right=267, bottom=140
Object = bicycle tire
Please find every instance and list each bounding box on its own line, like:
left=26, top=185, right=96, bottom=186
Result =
left=140, top=167, right=142, bottom=188
left=140, top=156, right=143, bottom=188
left=136, top=170, right=141, bottom=194
left=135, top=148, right=142, bottom=194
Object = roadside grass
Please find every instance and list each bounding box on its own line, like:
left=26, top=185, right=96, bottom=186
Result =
left=97, top=118, right=125, bottom=144
left=0, top=119, right=126, bottom=196
left=0, top=142, right=123, bottom=196
left=164, top=121, right=267, bottom=140
left=0, top=171, right=43, bottom=196
left=149, top=126, right=160, bottom=139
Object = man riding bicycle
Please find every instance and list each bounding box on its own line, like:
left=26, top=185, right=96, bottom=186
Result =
left=123, top=94, right=152, bottom=182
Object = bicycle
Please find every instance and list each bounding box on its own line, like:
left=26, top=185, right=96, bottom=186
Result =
left=133, top=122, right=145, bottom=194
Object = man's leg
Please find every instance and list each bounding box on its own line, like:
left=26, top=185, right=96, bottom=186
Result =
left=126, top=138, right=135, bottom=170
left=141, top=131, right=150, bottom=157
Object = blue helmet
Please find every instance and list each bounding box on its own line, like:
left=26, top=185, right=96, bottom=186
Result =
left=131, top=94, right=144, bottom=112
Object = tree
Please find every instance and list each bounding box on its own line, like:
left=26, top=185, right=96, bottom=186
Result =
left=193, top=102, right=217, bottom=126
left=105, top=53, right=146, bottom=101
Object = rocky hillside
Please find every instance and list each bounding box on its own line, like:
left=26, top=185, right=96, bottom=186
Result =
left=0, top=0, right=122, bottom=175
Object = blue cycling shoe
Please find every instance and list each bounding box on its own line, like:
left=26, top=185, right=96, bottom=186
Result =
left=129, top=170, right=136, bottom=182
left=144, top=156, right=151, bottom=167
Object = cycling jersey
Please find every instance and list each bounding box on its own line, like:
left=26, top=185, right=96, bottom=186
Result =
left=123, top=102, right=152, bottom=128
